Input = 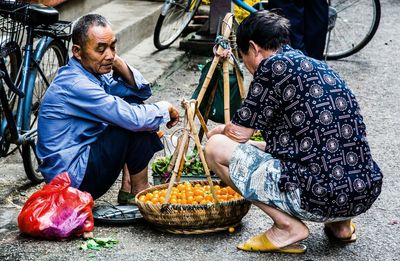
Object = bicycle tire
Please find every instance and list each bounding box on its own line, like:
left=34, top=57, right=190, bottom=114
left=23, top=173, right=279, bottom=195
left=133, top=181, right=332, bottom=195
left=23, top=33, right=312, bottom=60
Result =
left=0, top=41, right=22, bottom=156
left=0, top=40, right=22, bottom=105
left=21, top=39, right=67, bottom=184
left=325, top=0, right=381, bottom=60
left=154, top=0, right=202, bottom=50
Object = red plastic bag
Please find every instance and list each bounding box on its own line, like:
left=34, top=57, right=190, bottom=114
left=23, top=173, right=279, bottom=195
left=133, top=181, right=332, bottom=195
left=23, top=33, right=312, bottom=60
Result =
left=18, top=172, right=94, bottom=239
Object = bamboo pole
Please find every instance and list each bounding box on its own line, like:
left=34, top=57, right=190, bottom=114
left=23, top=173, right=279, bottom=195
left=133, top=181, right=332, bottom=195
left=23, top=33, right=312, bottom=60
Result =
left=195, top=106, right=209, bottom=136
left=234, top=63, right=246, bottom=100
left=196, top=56, right=220, bottom=105
left=166, top=134, right=182, bottom=174
left=222, top=59, right=230, bottom=123
left=176, top=137, right=190, bottom=182
left=183, top=100, right=219, bottom=205
left=196, top=13, right=233, bottom=106
left=198, top=80, right=218, bottom=142
left=232, top=42, right=246, bottom=100
left=163, top=130, right=189, bottom=204
left=163, top=101, right=196, bottom=202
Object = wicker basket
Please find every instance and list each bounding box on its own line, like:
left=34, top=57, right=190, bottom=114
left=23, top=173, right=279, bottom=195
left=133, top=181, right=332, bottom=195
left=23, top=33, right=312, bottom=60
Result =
left=0, top=1, right=28, bottom=57
left=135, top=180, right=251, bottom=234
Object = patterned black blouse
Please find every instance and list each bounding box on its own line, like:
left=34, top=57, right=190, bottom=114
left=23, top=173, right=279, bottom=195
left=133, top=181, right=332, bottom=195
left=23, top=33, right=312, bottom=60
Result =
left=232, top=45, right=383, bottom=219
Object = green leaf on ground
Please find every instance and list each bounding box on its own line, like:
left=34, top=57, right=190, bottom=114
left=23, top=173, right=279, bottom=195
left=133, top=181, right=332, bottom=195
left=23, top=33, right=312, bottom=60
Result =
left=79, top=237, right=119, bottom=251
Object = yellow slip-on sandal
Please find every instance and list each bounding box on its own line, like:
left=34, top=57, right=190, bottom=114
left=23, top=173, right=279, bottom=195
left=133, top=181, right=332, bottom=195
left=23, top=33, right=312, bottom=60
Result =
left=237, top=233, right=307, bottom=254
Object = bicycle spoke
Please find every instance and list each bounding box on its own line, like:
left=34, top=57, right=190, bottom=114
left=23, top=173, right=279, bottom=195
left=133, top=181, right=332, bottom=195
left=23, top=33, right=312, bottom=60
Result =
left=160, top=6, right=189, bottom=39
left=334, top=0, right=362, bottom=13
left=325, top=0, right=379, bottom=59
left=154, top=0, right=201, bottom=49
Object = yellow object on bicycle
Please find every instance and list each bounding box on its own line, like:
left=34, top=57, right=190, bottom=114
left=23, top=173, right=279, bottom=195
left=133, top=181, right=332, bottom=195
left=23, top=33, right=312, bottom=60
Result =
left=190, top=0, right=199, bottom=10
left=234, top=0, right=259, bottom=23
left=202, top=0, right=266, bottom=23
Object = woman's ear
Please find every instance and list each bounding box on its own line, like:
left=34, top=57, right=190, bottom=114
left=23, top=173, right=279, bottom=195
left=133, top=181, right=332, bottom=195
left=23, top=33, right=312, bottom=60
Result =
left=72, top=44, right=82, bottom=60
left=248, top=40, right=261, bottom=57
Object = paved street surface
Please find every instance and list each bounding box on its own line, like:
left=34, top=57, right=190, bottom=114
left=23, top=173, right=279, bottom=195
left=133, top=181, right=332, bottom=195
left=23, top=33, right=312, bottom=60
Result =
left=0, top=0, right=399, bottom=260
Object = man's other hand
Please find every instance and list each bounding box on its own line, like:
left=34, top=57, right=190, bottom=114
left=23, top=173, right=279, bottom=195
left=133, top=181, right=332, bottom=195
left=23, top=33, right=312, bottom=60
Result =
left=167, top=105, right=179, bottom=128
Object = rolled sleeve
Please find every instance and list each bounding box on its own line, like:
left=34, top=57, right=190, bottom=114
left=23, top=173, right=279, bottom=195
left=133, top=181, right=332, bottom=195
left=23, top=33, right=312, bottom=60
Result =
left=109, top=64, right=152, bottom=100
left=129, top=65, right=151, bottom=91
left=154, top=101, right=171, bottom=124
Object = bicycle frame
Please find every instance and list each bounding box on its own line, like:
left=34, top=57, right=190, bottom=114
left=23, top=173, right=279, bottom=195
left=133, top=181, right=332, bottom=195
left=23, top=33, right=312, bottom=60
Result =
left=160, top=0, right=199, bottom=16
left=232, top=0, right=257, bottom=13
left=0, top=31, right=55, bottom=146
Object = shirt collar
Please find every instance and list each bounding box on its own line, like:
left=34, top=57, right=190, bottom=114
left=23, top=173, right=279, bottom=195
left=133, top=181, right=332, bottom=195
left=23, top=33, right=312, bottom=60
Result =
left=68, top=57, right=107, bottom=87
left=277, top=44, right=294, bottom=54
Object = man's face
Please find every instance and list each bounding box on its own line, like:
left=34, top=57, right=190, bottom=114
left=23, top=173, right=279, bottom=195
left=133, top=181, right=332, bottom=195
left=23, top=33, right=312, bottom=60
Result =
left=74, top=24, right=116, bottom=75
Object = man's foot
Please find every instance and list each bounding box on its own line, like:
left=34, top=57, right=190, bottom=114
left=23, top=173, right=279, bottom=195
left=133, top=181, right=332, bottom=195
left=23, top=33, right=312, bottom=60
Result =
left=324, top=220, right=357, bottom=243
left=117, top=190, right=136, bottom=205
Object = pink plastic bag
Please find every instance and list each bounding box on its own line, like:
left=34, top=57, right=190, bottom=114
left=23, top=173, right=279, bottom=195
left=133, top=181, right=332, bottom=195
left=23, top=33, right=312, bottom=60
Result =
left=18, top=172, right=94, bottom=239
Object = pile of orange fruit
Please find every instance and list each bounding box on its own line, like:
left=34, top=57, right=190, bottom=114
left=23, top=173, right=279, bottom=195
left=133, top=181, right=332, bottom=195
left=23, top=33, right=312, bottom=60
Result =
left=137, top=182, right=243, bottom=205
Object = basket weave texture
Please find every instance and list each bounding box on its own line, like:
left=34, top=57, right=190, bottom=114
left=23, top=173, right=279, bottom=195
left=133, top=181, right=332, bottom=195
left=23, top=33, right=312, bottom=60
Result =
left=135, top=180, right=251, bottom=234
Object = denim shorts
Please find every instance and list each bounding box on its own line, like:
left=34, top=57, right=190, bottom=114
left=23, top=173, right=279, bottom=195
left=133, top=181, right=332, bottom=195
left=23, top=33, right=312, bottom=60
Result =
left=229, top=144, right=350, bottom=222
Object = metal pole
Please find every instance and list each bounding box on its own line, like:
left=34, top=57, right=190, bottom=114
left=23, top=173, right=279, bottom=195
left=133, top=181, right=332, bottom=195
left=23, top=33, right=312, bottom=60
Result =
left=209, top=0, right=231, bottom=35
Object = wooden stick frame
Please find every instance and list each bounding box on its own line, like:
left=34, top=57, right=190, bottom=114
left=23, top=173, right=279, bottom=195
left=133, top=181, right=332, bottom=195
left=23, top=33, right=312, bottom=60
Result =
left=195, top=12, right=246, bottom=125
left=162, top=13, right=246, bottom=206
left=163, top=99, right=219, bottom=205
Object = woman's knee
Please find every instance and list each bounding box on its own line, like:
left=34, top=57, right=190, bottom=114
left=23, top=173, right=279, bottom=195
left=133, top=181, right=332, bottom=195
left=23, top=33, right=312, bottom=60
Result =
left=205, top=134, right=236, bottom=166
left=205, top=134, right=225, bottom=158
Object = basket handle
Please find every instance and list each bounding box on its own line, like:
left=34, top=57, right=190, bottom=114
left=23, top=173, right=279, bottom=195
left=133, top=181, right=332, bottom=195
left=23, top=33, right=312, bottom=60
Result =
left=163, top=99, right=220, bottom=205
left=163, top=128, right=190, bottom=204
left=183, top=100, right=219, bottom=204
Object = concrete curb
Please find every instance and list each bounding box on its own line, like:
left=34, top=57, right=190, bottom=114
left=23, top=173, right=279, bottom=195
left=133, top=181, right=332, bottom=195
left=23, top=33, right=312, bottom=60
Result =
left=89, top=0, right=163, bottom=54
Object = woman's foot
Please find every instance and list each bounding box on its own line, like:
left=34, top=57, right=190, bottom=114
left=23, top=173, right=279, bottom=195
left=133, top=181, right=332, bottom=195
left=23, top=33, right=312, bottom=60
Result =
left=324, top=220, right=357, bottom=242
left=245, top=201, right=309, bottom=251
left=265, top=220, right=310, bottom=249
left=237, top=225, right=309, bottom=253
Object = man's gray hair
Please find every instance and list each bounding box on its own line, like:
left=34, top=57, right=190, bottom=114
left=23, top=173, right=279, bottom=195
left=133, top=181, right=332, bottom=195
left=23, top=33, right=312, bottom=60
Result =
left=72, top=14, right=110, bottom=47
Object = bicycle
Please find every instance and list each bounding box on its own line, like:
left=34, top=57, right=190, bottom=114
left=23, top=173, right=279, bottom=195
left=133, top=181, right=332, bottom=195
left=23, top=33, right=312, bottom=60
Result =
left=0, top=0, right=71, bottom=183
left=153, top=0, right=381, bottom=60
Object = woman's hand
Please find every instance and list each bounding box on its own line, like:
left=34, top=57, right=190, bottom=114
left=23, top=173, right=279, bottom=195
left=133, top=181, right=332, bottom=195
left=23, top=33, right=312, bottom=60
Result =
left=206, top=124, right=226, bottom=139
left=213, top=44, right=232, bottom=60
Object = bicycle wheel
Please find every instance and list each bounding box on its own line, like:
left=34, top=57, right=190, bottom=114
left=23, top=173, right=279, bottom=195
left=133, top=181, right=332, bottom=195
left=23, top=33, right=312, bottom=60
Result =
left=324, top=0, right=381, bottom=60
left=154, top=0, right=202, bottom=50
left=21, top=39, right=67, bottom=184
left=0, top=41, right=22, bottom=156
left=0, top=41, right=22, bottom=105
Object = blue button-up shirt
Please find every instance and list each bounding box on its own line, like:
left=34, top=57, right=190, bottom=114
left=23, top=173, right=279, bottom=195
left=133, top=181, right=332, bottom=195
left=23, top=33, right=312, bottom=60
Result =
left=37, top=57, right=170, bottom=188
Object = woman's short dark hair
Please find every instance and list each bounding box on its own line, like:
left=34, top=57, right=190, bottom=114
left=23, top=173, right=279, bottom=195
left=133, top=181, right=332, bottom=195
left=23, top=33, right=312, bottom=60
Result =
left=72, top=14, right=110, bottom=47
left=236, top=10, right=290, bottom=54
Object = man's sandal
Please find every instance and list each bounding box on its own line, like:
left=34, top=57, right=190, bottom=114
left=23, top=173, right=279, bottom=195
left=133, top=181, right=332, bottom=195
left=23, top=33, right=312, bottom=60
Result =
left=117, top=190, right=136, bottom=205
left=237, top=233, right=307, bottom=254
left=324, top=222, right=357, bottom=243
